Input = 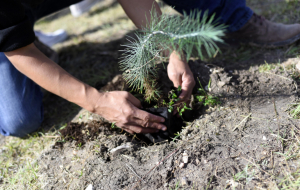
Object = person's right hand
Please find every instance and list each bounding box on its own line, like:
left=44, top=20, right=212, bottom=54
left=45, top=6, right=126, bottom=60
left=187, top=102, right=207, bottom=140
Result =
left=94, top=91, right=166, bottom=134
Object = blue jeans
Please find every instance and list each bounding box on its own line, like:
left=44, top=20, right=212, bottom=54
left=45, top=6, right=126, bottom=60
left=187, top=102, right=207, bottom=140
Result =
left=0, top=53, right=43, bottom=137
left=163, top=0, right=253, bottom=32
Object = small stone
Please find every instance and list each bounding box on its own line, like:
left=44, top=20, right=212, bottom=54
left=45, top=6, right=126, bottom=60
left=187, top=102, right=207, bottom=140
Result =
left=205, top=85, right=209, bottom=91
left=217, top=81, right=226, bottom=87
left=203, top=159, right=208, bottom=164
left=85, top=184, right=93, bottom=190
left=196, top=159, right=200, bottom=165
left=182, top=152, right=189, bottom=163
left=263, top=136, right=267, bottom=140
left=226, top=179, right=238, bottom=188
left=181, top=177, right=188, bottom=186
left=164, top=183, right=168, bottom=187
left=73, top=150, right=78, bottom=155
left=296, top=63, right=300, bottom=72
left=112, top=75, right=120, bottom=84
left=179, top=162, right=185, bottom=168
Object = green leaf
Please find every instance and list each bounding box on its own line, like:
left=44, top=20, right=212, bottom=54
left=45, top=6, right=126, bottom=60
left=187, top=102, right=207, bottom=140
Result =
left=177, top=85, right=182, bottom=92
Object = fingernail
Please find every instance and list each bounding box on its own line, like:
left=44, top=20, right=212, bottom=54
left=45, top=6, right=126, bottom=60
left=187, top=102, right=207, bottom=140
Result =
left=162, top=127, right=167, bottom=131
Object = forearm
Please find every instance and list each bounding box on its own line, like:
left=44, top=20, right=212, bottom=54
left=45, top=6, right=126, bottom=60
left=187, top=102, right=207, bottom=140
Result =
left=118, top=0, right=162, bottom=29
left=4, top=43, right=100, bottom=112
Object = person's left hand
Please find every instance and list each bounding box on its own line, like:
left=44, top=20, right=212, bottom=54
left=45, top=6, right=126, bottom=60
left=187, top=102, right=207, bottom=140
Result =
left=167, top=51, right=195, bottom=107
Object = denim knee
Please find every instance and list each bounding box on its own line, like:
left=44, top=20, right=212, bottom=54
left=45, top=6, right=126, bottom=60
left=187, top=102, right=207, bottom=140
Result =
left=0, top=52, right=44, bottom=137
left=0, top=106, right=43, bottom=137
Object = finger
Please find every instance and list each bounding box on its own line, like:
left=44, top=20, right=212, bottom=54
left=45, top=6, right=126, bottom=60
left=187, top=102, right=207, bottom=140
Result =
left=132, top=119, right=167, bottom=131
left=137, top=110, right=165, bottom=123
left=124, top=128, right=135, bottom=134
left=173, top=109, right=178, bottom=116
left=178, top=77, right=195, bottom=101
left=178, top=89, right=190, bottom=101
left=127, top=93, right=142, bottom=108
left=133, top=110, right=166, bottom=131
left=126, top=125, right=160, bottom=134
left=170, top=75, right=182, bottom=88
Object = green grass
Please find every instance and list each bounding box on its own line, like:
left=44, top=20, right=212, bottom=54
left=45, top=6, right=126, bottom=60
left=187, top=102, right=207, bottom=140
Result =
left=288, top=103, right=300, bottom=119
left=258, top=61, right=283, bottom=73
left=0, top=130, right=57, bottom=189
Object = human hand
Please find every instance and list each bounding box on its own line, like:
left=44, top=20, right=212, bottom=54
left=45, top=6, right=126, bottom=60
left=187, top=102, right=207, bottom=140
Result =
left=167, top=51, right=195, bottom=105
left=94, top=91, right=166, bottom=134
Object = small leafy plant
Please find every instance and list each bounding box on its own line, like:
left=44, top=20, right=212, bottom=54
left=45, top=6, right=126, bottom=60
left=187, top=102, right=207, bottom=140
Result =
left=162, top=86, right=192, bottom=116
left=196, top=78, right=220, bottom=106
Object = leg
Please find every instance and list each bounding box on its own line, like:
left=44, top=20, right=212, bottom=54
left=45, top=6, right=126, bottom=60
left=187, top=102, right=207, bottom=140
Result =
left=162, top=0, right=253, bottom=32
left=0, top=53, right=43, bottom=137
left=163, top=0, right=300, bottom=47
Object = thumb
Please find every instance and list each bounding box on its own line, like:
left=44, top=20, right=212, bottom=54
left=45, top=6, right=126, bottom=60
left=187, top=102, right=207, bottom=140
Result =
left=127, top=93, right=142, bottom=108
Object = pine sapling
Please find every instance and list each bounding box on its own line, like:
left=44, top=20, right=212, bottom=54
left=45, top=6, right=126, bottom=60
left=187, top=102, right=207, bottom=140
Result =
left=120, top=9, right=226, bottom=102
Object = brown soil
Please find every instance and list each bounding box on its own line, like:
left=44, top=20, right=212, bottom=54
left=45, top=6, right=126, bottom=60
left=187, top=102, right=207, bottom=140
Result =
left=56, top=120, right=112, bottom=147
left=36, top=46, right=300, bottom=189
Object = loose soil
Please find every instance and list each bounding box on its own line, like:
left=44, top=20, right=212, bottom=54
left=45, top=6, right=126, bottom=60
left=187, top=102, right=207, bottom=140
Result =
left=37, top=46, right=300, bottom=189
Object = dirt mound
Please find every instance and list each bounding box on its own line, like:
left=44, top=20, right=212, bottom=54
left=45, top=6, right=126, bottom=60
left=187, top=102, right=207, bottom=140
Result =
left=37, top=58, right=300, bottom=189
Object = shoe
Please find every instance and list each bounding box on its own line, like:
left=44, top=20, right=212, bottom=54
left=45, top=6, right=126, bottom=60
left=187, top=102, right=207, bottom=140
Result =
left=69, top=0, right=101, bottom=17
left=34, top=37, right=59, bottom=63
left=34, top=29, right=68, bottom=47
left=226, top=13, right=300, bottom=48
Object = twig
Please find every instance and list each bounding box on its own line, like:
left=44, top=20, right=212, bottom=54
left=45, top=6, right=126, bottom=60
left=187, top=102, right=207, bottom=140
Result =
left=232, top=113, right=252, bottom=131
left=130, top=147, right=180, bottom=190
left=44, top=136, right=60, bottom=138
left=126, top=164, right=147, bottom=183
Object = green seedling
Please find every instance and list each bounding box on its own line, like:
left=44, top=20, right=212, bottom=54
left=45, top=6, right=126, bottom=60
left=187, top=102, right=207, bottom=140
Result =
left=165, top=86, right=191, bottom=116
left=172, top=132, right=181, bottom=142
left=177, top=103, right=192, bottom=116
left=196, top=78, right=221, bottom=107
left=111, top=122, right=117, bottom=129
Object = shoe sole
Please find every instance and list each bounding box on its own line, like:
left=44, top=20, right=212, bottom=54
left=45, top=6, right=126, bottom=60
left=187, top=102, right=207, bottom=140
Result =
left=248, top=33, right=300, bottom=48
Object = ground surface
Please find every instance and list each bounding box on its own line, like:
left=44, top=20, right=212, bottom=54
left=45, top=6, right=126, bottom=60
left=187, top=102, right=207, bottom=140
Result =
left=1, top=0, right=300, bottom=189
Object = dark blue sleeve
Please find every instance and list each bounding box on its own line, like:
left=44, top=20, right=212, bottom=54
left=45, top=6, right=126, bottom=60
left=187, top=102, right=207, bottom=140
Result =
left=0, top=0, right=35, bottom=52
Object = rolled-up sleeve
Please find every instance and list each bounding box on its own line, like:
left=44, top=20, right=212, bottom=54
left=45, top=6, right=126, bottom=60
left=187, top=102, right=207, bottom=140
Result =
left=0, top=1, right=35, bottom=52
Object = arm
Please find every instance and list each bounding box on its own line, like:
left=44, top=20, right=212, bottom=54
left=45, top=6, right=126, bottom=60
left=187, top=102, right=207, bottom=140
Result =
left=4, top=43, right=166, bottom=134
left=118, top=0, right=195, bottom=103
